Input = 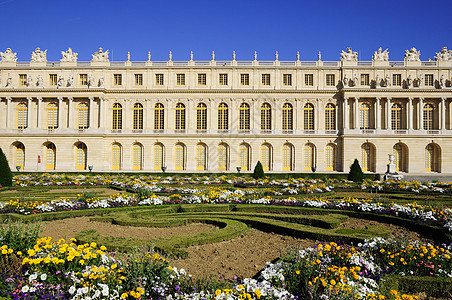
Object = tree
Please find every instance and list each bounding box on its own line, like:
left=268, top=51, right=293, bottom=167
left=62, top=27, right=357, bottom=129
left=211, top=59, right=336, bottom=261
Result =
left=253, top=161, right=265, bottom=179
left=347, top=159, right=364, bottom=182
left=0, top=148, right=12, bottom=187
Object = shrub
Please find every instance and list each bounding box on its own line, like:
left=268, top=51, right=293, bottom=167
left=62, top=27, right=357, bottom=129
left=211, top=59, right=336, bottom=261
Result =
left=347, top=159, right=364, bottom=182
left=0, top=148, right=12, bottom=187
left=0, top=220, right=41, bottom=253
left=253, top=161, right=265, bottom=179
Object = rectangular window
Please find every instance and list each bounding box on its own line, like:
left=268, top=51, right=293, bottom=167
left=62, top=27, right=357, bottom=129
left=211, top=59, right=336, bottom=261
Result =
left=262, top=74, right=270, bottom=86
left=49, top=74, right=58, bottom=86
left=393, top=74, right=401, bottom=86
left=326, top=74, right=335, bottom=86
left=360, top=74, right=370, bottom=86
left=198, top=73, right=206, bottom=85
left=283, top=74, right=292, bottom=86
left=155, top=74, right=164, bottom=86
left=305, top=74, right=313, bottom=86
left=176, top=74, right=185, bottom=86
left=240, top=74, right=249, bottom=86
left=19, top=74, right=27, bottom=86
left=80, top=74, right=88, bottom=86
left=425, top=74, right=434, bottom=87
left=114, top=74, right=122, bottom=86
left=219, top=73, right=228, bottom=85
left=135, top=74, right=143, bottom=86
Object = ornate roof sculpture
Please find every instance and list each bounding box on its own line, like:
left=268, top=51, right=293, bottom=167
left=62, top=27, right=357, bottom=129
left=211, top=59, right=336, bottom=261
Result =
left=61, top=48, right=78, bottom=62
left=91, top=48, right=109, bottom=62
left=31, top=48, right=47, bottom=62
left=0, top=48, right=17, bottom=62
left=404, top=47, right=421, bottom=61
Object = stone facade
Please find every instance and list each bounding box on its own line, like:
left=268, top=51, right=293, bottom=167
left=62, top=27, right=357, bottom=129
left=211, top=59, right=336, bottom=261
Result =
left=1, top=47, right=452, bottom=173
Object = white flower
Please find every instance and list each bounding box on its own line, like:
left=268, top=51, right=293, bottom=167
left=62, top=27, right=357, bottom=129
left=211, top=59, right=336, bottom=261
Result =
left=21, top=285, right=30, bottom=293
left=69, top=286, right=76, bottom=294
left=29, top=272, right=38, bottom=282
left=40, top=273, right=47, bottom=281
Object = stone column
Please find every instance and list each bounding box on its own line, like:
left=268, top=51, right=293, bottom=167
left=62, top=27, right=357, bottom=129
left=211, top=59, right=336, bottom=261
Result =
left=354, top=97, right=359, bottom=129
left=58, top=97, right=63, bottom=129
left=98, top=97, right=104, bottom=128
left=441, top=97, right=446, bottom=130
left=408, top=98, right=413, bottom=130
left=27, top=97, right=32, bottom=129
left=343, top=97, right=348, bottom=130
left=6, top=97, right=11, bottom=129
left=37, top=97, right=42, bottom=129
left=67, top=97, right=73, bottom=129
left=419, top=97, right=424, bottom=130
left=89, top=97, right=94, bottom=129
left=386, top=98, right=391, bottom=130
left=375, top=97, right=381, bottom=130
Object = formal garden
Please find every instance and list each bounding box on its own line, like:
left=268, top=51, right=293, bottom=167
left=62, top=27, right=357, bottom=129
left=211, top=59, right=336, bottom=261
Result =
left=0, top=152, right=451, bottom=299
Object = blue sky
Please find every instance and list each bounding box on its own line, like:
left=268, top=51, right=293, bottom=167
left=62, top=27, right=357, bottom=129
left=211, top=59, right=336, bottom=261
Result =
left=1, top=0, right=451, bottom=62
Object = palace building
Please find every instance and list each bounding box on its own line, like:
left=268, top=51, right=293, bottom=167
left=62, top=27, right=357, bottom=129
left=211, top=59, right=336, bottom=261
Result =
left=0, top=47, right=451, bottom=174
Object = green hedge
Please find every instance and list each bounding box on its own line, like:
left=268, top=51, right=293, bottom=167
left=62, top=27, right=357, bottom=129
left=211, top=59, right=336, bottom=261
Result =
left=380, top=275, right=452, bottom=298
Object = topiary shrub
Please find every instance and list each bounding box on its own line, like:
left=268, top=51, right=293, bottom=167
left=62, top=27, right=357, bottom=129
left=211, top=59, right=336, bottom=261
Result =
left=0, top=148, right=12, bottom=187
left=253, top=161, right=265, bottom=179
left=347, top=159, right=364, bottom=182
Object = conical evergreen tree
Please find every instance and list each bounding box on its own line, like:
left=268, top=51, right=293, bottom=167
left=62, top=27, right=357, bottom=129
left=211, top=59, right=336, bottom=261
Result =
left=252, top=161, right=265, bottom=179
left=0, top=148, right=13, bottom=187
left=347, top=159, right=364, bottom=182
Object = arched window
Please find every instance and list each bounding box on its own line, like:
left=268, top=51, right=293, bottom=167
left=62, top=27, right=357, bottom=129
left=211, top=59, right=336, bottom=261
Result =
left=260, top=143, right=272, bottom=171
left=360, top=103, right=370, bottom=129
left=78, top=103, right=89, bottom=130
left=239, top=103, right=250, bottom=131
left=282, top=103, right=293, bottom=131
left=133, top=103, right=144, bottom=130
left=239, top=143, right=250, bottom=171
left=282, top=143, right=293, bottom=171
left=112, top=143, right=121, bottom=170
left=175, top=103, right=186, bottom=131
left=17, top=103, right=28, bottom=129
left=261, top=103, right=271, bottom=131
left=196, top=143, right=207, bottom=170
left=325, top=103, right=336, bottom=131
left=46, top=143, right=56, bottom=170
left=154, top=143, right=164, bottom=170
left=15, top=143, right=25, bottom=169
left=393, top=143, right=407, bottom=172
left=47, top=103, right=58, bottom=130
left=175, top=143, right=185, bottom=170
left=425, top=143, right=440, bottom=172
left=325, top=143, right=336, bottom=171
left=76, top=143, right=87, bottom=170
left=112, top=103, right=122, bottom=130
left=423, top=104, right=434, bottom=131
left=360, top=143, right=375, bottom=172
left=218, top=103, right=228, bottom=131
left=218, top=143, right=228, bottom=171
left=304, top=143, right=315, bottom=171
left=391, top=103, right=402, bottom=130
left=133, top=143, right=143, bottom=170
left=304, top=103, right=314, bottom=130
left=197, top=103, right=207, bottom=131
left=154, top=103, right=164, bottom=131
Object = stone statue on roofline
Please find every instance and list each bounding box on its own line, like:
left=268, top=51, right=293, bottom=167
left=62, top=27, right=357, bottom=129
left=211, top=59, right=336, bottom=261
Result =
left=340, top=47, right=358, bottom=62
left=31, top=48, right=47, bottom=62
left=61, top=48, right=78, bottom=62
left=404, top=47, right=420, bottom=61
left=0, top=48, right=17, bottom=62
left=435, top=47, right=452, bottom=61
left=372, top=47, right=389, bottom=61
left=92, top=48, right=109, bottom=62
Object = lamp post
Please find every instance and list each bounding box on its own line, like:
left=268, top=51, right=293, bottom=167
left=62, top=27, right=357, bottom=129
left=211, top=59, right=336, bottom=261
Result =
left=88, top=165, right=93, bottom=172
left=161, top=166, right=167, bottom=173
left=236, top=166, right=241, bottom=174
left=16, top=166, right=21, bottom=172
